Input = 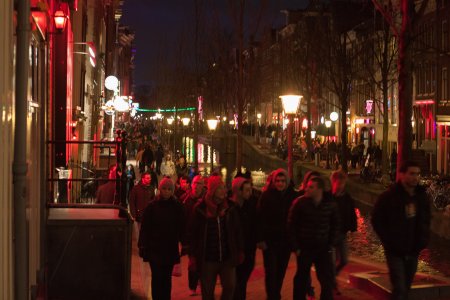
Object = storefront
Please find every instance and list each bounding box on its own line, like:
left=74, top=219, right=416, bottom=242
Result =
left=437, top=116, right=450, bottom=175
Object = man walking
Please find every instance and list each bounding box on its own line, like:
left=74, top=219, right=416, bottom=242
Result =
left=129, top=172, right=155, bottom=223
left=288, top=176, right=339, bottom=300
left=372, top=161, right=431, bottom=300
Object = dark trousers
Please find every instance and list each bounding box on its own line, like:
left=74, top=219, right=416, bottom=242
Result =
left=262, top=243, right=291, bottom=300
left=188, top=269, right=200, bottom=291
left=201, top=260, right=236, bottom=300
left=293, top=248, right=334, bottom=300
left=234, top=249, right=256, bottom=300
left=334, top=233, right=349, bottom=277
left=385, top=252, right=418, bottom=300
left=149, top=261, right=173, bottom=300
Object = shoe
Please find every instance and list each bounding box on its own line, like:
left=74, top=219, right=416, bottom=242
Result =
left=189, top=289, right=197, bottom=296
left=334, top=287, right=342, bottom=296
left=307, top=286, right=315, bottom=297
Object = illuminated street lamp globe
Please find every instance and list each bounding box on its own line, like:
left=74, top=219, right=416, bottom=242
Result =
left=279, top=94, right=302, bottom=115
left=105, top=75, right=119, bottom=91
left=207, top=119, right=219, bottom=131
left=113, top=96, right=130, bottom=112
left=330, top=111, right=339, bottom=122
left=167, top=117, right=174, bottom=125
left=182, top=117, right=191, bottom=126
left=325, top=120, right=332, bottom=128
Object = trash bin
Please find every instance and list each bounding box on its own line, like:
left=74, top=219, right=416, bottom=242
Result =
left=315, top=153, right=320, bottom=166
left=47, top=205, right=133, bottom=300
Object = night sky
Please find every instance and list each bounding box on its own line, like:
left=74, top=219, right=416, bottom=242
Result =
left=121, top=0, right=309, bottom=87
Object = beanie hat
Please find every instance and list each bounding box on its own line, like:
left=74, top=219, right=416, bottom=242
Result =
left=231, top=177, right=249, bottom=197
left=159, top=177, right=175, bottom=192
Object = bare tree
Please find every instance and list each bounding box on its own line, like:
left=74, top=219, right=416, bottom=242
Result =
left=372, top=0, right=430, bottom=178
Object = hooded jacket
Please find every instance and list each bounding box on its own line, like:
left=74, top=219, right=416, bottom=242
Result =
left=257, top=168, right=299, bottom=244
left=188, top=198, right=243, bottom=273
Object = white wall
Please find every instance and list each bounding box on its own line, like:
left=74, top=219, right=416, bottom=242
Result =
left=0, top=1, right=15, bottom=298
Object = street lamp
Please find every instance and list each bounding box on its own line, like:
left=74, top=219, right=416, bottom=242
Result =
left=182, top=117, right=191, bottom=157
left=207, top=119, right=219, bottom=174
left=280, top=94, right=302, bottom=179
left=325, top=119, right=332, bottom=169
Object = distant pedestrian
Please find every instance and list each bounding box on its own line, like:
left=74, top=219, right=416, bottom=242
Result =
left=96, top=165, right=117, bottom=204
left=371, top=160, right=430, bottom=300
left=288, top=176, right=339, bottom=300
left=330, top=170, right=357, bottom=294
left=138, top=177, right=186, bottom=300
left=161, top=154, right=176, bottom=178
left=155, top=143, right=164, bottom=175
left=175, top=175, right=190, bottom=201
left=257, top=168, right=299, bottom=300
left=142, top=144, right=154, bottom=172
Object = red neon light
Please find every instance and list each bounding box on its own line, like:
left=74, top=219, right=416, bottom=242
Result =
left=415, top=100, right=434, bottom=105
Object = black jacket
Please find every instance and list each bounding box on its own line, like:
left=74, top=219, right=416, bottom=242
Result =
left=333, top=192, right=357, bottom=234
left=257, top=185, right=299, bottom=244
left=371, top=183, right=430, bottom=256
left=189, top=200, right=243, bottom=272
left=287, top=193, right=340, bottom=251
left=236, top=194, right=258, bottom=253
left=138, top=196, right=186, bottom=265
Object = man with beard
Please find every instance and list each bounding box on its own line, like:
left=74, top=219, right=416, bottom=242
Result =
left=129, top=172, right=155, bottom=223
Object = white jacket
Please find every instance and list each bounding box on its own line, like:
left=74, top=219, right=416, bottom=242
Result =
left=160, top=160, right=175, bottom=176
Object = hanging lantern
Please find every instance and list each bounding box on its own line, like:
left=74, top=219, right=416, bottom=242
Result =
left=54, top=10, right=68, bottom=32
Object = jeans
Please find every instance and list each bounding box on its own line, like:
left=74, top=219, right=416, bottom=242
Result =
left=334, top=233, right=349, bottom=277
left=188, top=269, right=200, bottom=291
left=234, top=249, right=256, bottom=300
left=262, top=242, right=291, bottom=300
left=385, top=252, right=418, bottom=300
left=293, top=247, right=334, bottom=300
left=201, top=260, right=236, bottom=300
left=149, top=261, right=173, bottom=300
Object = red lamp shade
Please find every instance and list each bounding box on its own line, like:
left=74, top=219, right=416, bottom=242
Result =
left=54, top=10, right=67, bottom=31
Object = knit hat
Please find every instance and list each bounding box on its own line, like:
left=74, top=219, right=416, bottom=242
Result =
left=231, top=177, right=249, bottom=197
left=159, top=177, right=175, bottom=191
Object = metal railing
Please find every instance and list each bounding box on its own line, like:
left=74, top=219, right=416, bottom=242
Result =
left=46, top=130, right=128, bottom=208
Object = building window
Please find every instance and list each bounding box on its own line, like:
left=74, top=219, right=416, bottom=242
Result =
left=443, top=67, right=448, bottom=100
left=442, top=20, right=448, bottom=52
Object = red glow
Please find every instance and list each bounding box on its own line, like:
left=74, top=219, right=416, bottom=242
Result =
left=31, top=11, right=47, bottom=37
left=415, top=100, right=434, bottom=105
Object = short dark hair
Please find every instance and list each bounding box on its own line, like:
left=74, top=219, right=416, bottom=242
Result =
left=399, top=160, right=421, bottom=173
left=308, top=176, right=325, bottom=190
left=177, top=175, right=190, bottom=184
left=331, top=170, right=347, bottom=182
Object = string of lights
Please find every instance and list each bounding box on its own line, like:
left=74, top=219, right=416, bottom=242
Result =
left=136, top=107, right=196, bottom=113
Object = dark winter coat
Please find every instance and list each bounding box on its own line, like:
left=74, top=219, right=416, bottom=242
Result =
left=138, top=196, right=186, bottom=265
left=96, top=181, right=116, bottom=204
left=287, top=193, right=340, bottom=251
left=129, top=182, right=155, bottom=222
left=236, top=194, right=258, bottom=253
left=188, top=200, right=243, bottom=272
left=371, top=182, right=431, bottom=256
left=257, top=185, right=299, bottom=244
left=333, top=192, right=357, bottom=234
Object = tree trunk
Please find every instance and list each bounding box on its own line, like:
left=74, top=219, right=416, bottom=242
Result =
left=396, top=0, right=414, bottom=179
left=340, top=97, right=348, bottom=172
left=235, top=1, right=244, bottom=172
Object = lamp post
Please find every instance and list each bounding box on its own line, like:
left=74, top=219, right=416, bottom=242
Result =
left=280, top=94, right=302, bottom=179
left=182, top=117, right=190, bottom=157
left=207, top=119, right=219, bottom=174
left=325, top=119, right=332, bottom=169
left=167, top=117, right=174, bottom=154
